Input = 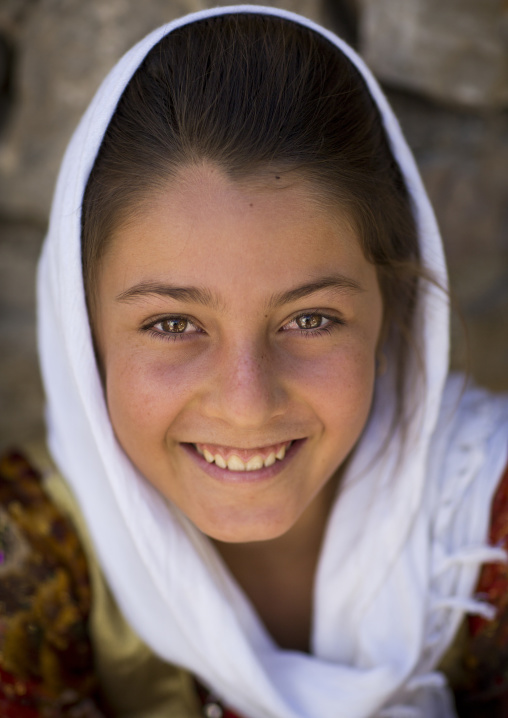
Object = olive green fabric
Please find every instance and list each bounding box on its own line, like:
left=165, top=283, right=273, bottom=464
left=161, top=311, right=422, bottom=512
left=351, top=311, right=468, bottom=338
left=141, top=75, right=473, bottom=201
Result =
left=27, top=442, right=202, bottom=718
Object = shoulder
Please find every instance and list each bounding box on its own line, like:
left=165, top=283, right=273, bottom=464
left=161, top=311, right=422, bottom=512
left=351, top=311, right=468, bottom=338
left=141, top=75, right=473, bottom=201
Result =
left=427, top=377, right=508, bottom=547
left=0, top=448, right=203, bottom=718
left=430, top=376, right=508, bottom=479
left=427, top=379, right=508, bottom=714
left=442, top=459, right=508, bottom=716
left=0, top=449, right=106, bottom=716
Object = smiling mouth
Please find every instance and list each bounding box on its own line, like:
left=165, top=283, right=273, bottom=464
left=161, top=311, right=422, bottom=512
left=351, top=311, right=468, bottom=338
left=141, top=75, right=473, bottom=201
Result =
left=193, top=440, right=293, bottom=472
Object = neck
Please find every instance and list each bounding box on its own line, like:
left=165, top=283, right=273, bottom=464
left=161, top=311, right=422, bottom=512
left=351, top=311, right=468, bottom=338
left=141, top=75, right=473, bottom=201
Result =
left=213, top=473, right=339, bottom=652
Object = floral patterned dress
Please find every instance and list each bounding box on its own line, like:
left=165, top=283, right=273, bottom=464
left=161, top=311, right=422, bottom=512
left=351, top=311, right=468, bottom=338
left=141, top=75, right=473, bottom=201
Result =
left=0, top=452, right=105, bottom=717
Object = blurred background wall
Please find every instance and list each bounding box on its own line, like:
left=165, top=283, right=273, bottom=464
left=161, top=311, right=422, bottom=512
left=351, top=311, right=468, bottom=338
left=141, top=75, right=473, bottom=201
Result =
left=0, top=0, right=507, bottom=450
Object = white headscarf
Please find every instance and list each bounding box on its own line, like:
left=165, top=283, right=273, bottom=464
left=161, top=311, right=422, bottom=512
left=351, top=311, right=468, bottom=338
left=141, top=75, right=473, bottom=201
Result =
left=37, top=6, right=508, bottom=717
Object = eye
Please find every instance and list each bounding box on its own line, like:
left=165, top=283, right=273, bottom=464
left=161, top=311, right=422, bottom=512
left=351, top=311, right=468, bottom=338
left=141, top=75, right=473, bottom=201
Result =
left=158, top=317, right=190, bottom=334
left=282, top=312, right=344, bottom=336
left=295, top=313, right=326, bottom=330
left=143, top=315, right=202, bottom=341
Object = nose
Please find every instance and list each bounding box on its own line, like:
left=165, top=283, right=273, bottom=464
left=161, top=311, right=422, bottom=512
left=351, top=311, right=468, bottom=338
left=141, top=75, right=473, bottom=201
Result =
left=202, top=338, right=287, bottom=429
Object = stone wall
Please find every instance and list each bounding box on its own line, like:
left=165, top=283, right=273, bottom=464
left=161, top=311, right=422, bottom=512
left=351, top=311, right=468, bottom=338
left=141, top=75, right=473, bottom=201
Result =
left=1, top=0, right=507, bottom=450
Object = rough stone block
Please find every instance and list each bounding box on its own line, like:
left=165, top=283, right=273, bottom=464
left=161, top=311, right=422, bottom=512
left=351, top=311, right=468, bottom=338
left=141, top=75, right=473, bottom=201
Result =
left=360, top=0, right=508, bottom=108
left=0, top=0, right=325, bottom=224
left=0, top=222, right=45, bottom=451
left=388, top=89, right=508, bottom=390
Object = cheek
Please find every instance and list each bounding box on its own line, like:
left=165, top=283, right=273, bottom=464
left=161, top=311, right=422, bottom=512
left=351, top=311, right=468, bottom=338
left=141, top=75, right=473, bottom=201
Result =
left=290, top=327, right=377, bottom=395
left=104, top=347, right=200, bottom=451
left=327, top=350, right=375, bottom=419
left=291, top=338, right=377, bottom=447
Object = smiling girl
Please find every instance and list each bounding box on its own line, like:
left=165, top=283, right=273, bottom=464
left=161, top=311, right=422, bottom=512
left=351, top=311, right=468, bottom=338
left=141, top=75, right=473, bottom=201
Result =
left=1, top=5, right=508, bottom=718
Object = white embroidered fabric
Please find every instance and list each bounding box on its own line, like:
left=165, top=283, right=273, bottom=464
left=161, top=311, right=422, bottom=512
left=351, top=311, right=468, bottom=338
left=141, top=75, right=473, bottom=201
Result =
left=37, top=5, right=508, bottom=717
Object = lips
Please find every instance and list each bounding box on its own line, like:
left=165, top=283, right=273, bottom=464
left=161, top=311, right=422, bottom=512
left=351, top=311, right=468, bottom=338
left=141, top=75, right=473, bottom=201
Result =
left=194, top=440, right=292, bottom=471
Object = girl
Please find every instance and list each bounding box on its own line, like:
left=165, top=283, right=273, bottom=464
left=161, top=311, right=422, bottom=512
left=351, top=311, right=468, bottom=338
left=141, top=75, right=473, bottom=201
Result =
left=1, top=5, right=508, bottom=718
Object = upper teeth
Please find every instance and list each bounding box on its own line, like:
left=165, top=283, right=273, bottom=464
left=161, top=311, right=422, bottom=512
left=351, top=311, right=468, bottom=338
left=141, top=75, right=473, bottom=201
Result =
left=197, top=443, right=291, bottom=471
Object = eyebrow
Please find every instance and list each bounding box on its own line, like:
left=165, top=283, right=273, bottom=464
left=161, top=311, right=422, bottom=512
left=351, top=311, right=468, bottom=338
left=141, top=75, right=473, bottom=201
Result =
left=116, top=283, right=220, bottom=308
left=267, top=276, right=363, bottom=309
left=116, top=275, right=363, bottom=309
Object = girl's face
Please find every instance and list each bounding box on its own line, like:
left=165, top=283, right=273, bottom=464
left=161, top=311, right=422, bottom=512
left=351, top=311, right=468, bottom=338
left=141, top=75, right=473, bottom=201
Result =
left=94, top=163, right=383, bottom=543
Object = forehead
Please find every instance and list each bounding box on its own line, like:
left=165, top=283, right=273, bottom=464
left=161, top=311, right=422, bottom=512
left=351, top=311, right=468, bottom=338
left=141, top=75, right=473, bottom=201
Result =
left=101, top=162, right=376, bottom=304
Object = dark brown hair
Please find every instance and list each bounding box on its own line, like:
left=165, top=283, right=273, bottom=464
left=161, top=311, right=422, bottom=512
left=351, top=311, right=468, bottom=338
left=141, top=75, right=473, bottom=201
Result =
left=82, top=13, right=424, bottom=426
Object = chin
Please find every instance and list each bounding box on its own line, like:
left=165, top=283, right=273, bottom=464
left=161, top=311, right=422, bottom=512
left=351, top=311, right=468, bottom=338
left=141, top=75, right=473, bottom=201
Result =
left=195, top=508, right=296, bottom=545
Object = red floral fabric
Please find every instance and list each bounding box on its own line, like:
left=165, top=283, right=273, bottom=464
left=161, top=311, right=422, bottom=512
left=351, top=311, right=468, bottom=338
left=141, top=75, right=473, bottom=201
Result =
left=0, top=665, right=40, bottom=718
left=469, top=462, right=508, bottom=638
left=0, top=452, right=106, bottom=718
left=196, top=681, right=245, bottom=718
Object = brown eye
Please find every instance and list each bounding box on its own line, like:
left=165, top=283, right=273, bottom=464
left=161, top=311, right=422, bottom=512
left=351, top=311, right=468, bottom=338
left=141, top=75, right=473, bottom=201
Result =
left=160, top=318, right=188, bottom=333
left=296, top=313, right=323, bottom=330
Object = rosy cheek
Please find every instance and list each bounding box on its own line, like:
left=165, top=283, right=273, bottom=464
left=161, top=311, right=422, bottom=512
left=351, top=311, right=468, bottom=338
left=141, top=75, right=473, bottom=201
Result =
left=105, top=350, right=198, bottom=436
left=304, top=344, right=375, bottom=424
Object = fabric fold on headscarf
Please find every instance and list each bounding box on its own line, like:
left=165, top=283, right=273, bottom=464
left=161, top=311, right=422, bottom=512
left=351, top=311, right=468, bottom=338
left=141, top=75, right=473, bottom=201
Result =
left=37, top=6, right=508, bottom=717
